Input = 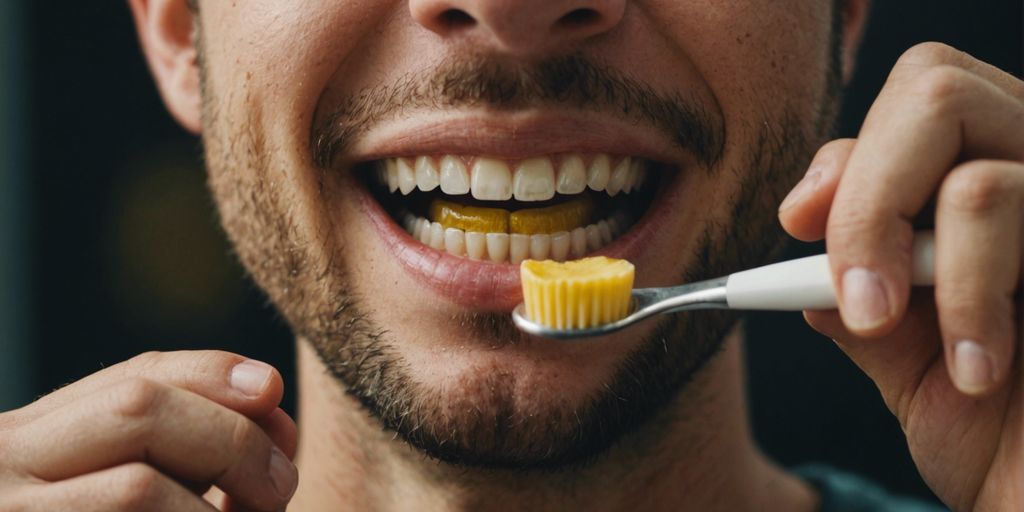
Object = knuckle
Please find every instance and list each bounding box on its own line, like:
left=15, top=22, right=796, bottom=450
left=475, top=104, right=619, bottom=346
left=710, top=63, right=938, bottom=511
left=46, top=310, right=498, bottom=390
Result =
left=114, top=464, right=165, bottom=510
left=827, top=204, right=888, bottom=239
left=125, top=351, right=165, bottom=373
left=229, top=412, right=259, bottom=454
left=194, top=349, right=243, bottom=376
left=897, top=42, right=962, bottom=69
left=912, top=65, right=970, bottom=112
left=813, top=138, right=855, bottom=164
left=110, top=378, right=165, bottom=420
left=939, top=162, right=1012, bottom=215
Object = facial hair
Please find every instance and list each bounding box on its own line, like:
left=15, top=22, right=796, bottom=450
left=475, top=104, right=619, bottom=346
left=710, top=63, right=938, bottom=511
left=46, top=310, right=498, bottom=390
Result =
left=199, top=31, right=843, bottom=471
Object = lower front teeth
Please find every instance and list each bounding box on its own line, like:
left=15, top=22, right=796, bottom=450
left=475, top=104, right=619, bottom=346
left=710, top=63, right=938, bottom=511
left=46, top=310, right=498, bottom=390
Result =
left=402, top=212, right=627, bottom=263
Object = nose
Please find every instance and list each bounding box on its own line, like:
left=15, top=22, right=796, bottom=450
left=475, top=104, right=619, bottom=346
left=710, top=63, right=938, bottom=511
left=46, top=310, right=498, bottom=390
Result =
left=410, top=0, right=626, bottom=56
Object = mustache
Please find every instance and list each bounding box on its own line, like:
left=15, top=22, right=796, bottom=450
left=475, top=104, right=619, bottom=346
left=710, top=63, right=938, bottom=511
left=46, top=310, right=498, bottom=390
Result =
left=312, top=53, right=725, bottom=169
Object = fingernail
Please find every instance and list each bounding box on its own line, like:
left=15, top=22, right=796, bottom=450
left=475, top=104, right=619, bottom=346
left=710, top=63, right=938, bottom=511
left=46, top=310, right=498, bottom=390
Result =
left=268, top=446, right=298, bottom=500
left=953, top=340, right=995, bottom=395
left=230, top=360, right=272, bottom=398
left=779, top=166, right=822, bottom=212
left=841, top=267, right=890, bottom=330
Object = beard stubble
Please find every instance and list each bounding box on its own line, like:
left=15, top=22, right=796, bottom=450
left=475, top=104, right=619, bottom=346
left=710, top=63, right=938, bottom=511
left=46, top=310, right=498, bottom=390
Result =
left=200, top=45, right=842, bottom=471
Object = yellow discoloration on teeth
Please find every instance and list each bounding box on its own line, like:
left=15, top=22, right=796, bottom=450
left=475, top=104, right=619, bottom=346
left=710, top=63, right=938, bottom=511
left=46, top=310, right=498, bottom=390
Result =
left=429, top=196, right=594, bottom=235
left=429, top=199, right=509, bottom=233
left=510, top=196, right=593, bottom=235
left=520, top=256, right=634, bottom=329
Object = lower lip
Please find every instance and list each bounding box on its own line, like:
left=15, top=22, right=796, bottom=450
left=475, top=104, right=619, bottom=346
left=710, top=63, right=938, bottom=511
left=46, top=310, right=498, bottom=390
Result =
left=357, top=173, right=682, bottom=312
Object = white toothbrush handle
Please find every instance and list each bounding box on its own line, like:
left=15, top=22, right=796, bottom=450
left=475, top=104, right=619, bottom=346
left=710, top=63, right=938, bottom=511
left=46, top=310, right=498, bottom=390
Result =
left=725, top=231, right=935, bottom=311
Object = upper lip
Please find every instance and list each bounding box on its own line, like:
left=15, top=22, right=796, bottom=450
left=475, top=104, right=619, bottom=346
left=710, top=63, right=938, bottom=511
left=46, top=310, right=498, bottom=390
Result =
left=340, top=111, right=695, bottom=168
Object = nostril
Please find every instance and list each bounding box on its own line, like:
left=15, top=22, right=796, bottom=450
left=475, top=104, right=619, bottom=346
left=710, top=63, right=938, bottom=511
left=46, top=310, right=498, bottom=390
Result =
left=439, top=9, right=476, bottom=30
left=557, top=8, right=601, bottom=28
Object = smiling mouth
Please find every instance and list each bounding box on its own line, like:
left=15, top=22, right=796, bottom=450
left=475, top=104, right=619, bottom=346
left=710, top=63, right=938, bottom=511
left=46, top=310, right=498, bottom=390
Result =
left=361, top=153, right=660, bottom=264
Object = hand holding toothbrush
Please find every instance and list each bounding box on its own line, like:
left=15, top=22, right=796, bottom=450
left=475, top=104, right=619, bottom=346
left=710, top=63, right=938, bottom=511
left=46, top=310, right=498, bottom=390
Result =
left=777, top=43, right=1023, bottom=512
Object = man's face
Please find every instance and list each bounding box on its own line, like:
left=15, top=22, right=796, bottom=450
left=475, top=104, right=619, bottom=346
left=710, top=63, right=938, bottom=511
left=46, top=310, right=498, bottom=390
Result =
left=196, top=0, right=840, bottom=468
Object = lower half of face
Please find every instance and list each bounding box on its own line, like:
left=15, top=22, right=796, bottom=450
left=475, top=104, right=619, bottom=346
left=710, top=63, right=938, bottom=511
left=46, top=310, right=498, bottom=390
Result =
left=201, top=2, right=840, bottom=471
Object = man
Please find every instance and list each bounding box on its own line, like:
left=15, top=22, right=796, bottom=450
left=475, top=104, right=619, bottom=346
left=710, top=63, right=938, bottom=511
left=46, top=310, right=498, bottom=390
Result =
left=1, top=0, right=1020, bottom=510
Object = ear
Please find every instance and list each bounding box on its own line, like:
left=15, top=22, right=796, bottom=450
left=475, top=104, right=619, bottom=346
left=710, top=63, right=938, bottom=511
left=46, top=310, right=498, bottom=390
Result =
left=839, top=0, right=870, bottom=84
left=129, top=0, right=201, bottom=133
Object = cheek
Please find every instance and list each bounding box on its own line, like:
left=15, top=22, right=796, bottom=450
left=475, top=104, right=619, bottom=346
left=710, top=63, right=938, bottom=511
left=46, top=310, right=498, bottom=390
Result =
left=200, top=0, right=394, bottom=150
left=199, top=0, right=401, bottom=264
left=644, top=0, right=834, bottom=130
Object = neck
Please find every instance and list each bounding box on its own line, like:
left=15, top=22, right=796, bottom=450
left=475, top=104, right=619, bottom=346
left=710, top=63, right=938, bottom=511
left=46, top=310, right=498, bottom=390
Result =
left=289, top=327, right=816, bottom=511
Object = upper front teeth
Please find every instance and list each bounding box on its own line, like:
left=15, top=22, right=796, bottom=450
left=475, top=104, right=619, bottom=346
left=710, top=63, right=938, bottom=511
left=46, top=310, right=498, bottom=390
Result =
left=471, top=158, right=513, bottom=201
left=378, top=154, right=646, bottom=199
left=513, top=158, right=556, bottom=201
left=555, top=155, right=586, bottom=194
left=415, top=156, right=439, bottom=191
left=439, top=155, right=470, bottom=195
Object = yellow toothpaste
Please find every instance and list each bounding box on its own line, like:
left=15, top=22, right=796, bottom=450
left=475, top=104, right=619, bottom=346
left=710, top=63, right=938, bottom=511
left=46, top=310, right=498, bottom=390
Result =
left=429, top=199, right=509, bottom=233
left=520, top=257, right=634, bottom=329
left=509, top=196, right=593, bottom=235
left=429, top=196, right=593, bottom=235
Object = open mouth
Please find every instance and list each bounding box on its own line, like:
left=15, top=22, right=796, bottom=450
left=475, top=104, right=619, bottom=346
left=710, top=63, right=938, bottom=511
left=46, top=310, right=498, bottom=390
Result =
left=361, top=153, right=660, bottom=264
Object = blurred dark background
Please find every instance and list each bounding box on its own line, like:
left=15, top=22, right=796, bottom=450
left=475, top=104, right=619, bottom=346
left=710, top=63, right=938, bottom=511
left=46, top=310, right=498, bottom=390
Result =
left=1, top=1, right=1020, bottom=506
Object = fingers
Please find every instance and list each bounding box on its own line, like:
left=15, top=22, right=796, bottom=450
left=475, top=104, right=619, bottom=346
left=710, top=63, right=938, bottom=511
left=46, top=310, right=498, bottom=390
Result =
left=25, top=350, right=284, bottom=422
left=934, top=160, right=1024, bottom=395
left=805, top=293, right=942, bottom=423
left=778, top=138, right=855, bottom=241
left=10, top=463, right=218, bottom=512
left=827, top=65, right=1024, bottom=336
left=11, top=378, right=298, bottom=511
left=257, top=407, right=300, bottom=459
left=892, top=42, right=1024, bottom=103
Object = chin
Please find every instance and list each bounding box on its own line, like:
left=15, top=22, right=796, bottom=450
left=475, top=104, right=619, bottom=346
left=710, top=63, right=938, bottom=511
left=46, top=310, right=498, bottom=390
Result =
left=296, top=114, right=741, bottom=469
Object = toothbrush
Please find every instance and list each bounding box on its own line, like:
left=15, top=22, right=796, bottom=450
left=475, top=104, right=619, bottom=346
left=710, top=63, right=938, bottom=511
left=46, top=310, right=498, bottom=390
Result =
left=512, top=231, right=936, bottom=340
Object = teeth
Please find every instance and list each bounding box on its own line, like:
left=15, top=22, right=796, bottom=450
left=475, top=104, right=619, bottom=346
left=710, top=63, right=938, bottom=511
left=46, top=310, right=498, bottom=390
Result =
left=585, top=224, right=602, bottom=252
left=486, top=233, right=510, bottom=263
left=513, top=158, right=556, bottom=201
left=397, top=159, right=416, bottom=195
left=529, top=234, right=551, bottom=260
left=606, top=157, right=630, bottom=197
left=401, top=211, right=630, bottom=263
left=444, top=228, right=466, bottom=256
left=415, top=156, right=440, bottom=192
left=625, top=159, right=643, bottom=193
left=471, top=158, right=513, bottom=201
left=385, top=152, right=650, bottom=261
left=386, top=159, right=400, bottom=193
left=597, top=220, right=613, bottom=245
left=429, top=222, right=446, bottom=250
left=417, top=219, right=431, bottom=244
left=509, top=234, right=530, bottom=264
left=466, top=232, right=486, bottom=260
left=606, top=217, right=622, bottom=238
left=410, top=216, right=423, bottom=240
left=439, top=156, right=470, bottom=195
left=550, top=231, right=570, bottom=261
left=378, top=154, right=648, bottom=197
left=570, top=227, right=587, bottom=258
left=556, top=155, right=587, bottom=195
left=586, top=154, right=610, bottom=192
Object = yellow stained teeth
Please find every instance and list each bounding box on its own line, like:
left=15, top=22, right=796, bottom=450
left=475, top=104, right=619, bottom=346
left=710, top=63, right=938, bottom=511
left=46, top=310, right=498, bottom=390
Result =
left=509, top=196, right=593, bottom=235
left=429, top=196, right=594, bottom=235
left=429, top=199, right=509, bottom=233
left=520, top=256, right=634, bottom=329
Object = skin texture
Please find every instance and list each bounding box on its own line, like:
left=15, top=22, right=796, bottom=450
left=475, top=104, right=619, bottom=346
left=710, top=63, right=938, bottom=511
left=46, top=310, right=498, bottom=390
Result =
left=0, top=1, right=1019, bottom=511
